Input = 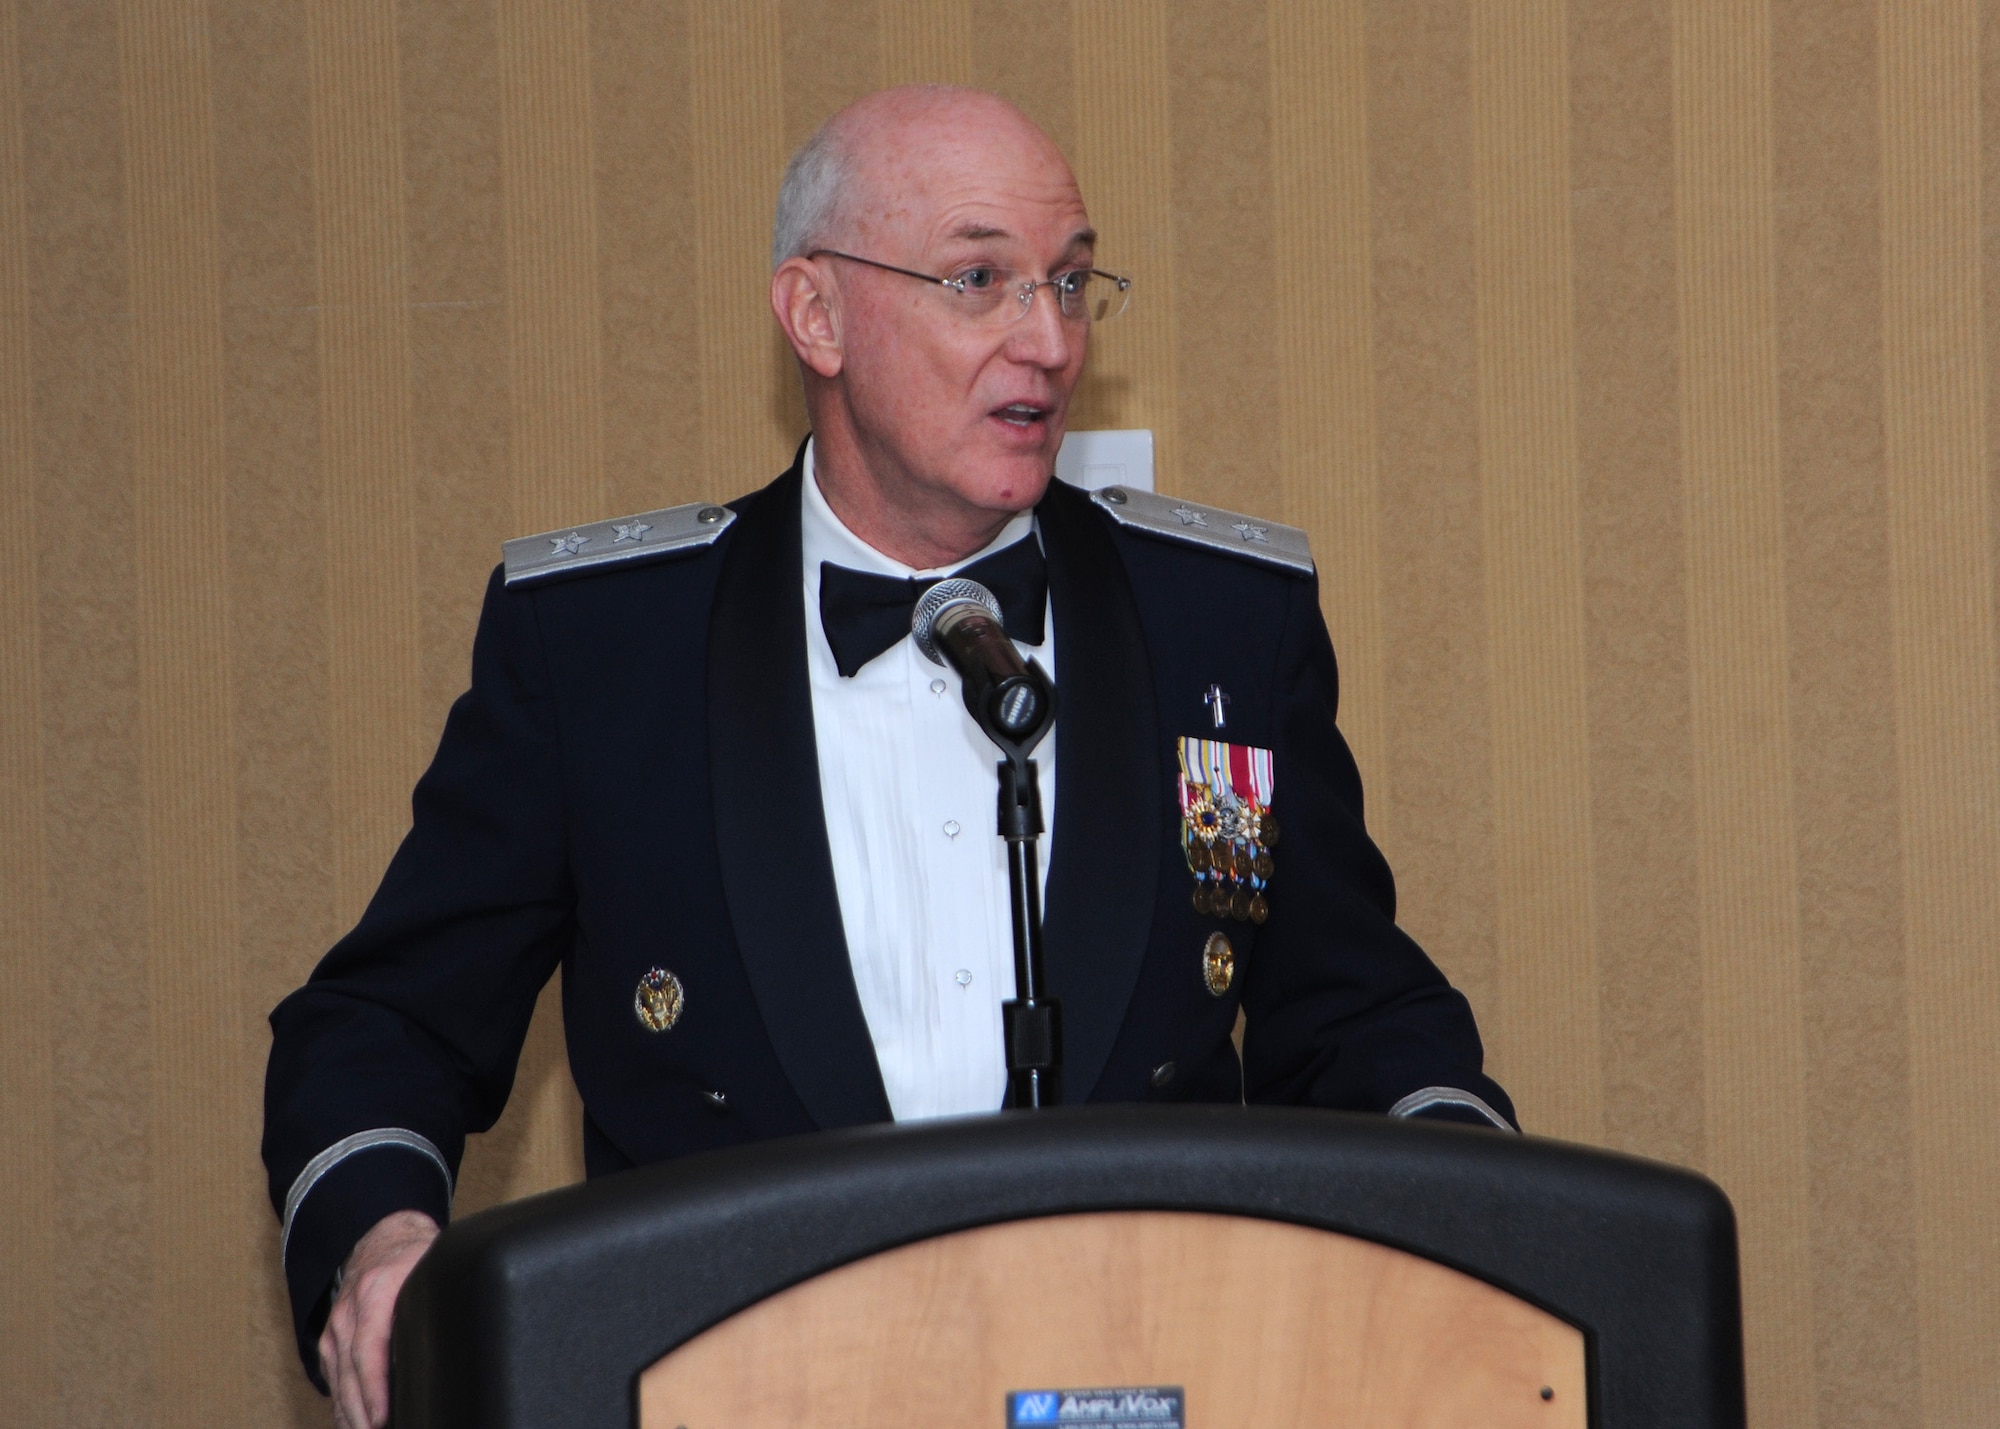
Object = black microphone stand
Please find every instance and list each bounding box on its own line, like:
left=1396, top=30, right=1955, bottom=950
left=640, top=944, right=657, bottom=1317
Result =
left=994, top=746, right=1060, bottom=1108
left=913, top=581, right=1062, bottom=1108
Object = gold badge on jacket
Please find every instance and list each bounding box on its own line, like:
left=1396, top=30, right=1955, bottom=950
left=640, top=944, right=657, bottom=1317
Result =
left=634, top=967, right=685, bottom=1032
left=1202, top=932, right=1236, bottom=996
left=1179, top=736, right=1277, bottom=925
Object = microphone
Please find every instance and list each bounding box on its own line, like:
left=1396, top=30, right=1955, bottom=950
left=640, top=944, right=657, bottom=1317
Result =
left=910, top=575, right=1062, bottom=1108
left=911, top=578, right=1056, bottom=753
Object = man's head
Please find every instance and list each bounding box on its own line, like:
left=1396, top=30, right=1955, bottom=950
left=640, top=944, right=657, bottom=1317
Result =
left=770, top=87, right=1098, bottom=567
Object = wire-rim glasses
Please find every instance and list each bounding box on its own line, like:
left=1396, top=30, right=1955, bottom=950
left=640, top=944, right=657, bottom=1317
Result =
left=810, top=250, right=1133, bottom=326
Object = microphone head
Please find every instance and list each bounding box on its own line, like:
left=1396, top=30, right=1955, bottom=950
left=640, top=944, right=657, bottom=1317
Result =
left=911, top=578, right=1004, bottom=665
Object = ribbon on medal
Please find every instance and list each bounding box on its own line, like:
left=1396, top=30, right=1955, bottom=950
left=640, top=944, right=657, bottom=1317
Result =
left=1177, top=737, right=1278, bottom=925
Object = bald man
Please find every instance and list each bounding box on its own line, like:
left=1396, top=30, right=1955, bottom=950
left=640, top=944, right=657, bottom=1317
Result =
left=264, top=87, right=1514, bottom=1427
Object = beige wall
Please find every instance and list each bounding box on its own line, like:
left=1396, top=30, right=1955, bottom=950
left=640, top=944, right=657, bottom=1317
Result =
left=2, top=1, right=1995, bottom=1424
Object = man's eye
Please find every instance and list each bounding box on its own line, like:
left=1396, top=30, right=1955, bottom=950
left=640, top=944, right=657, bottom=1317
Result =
left=957, top=267, right=999, bottom=290
left=1055, top=270, right=1089, bottom=294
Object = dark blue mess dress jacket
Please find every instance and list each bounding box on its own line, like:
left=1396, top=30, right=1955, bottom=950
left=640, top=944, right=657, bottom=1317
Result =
left=263, top=454, right=1514, bottom=1378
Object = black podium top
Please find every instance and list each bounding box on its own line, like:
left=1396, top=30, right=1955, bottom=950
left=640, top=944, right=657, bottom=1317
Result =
left=392, top=1106, right=1743, bottom=1429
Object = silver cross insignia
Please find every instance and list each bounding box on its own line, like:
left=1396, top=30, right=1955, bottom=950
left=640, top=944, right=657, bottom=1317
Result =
left=1204, top=683, right=1230, bottom=729
left=612, top=521, right=652, bottom=543
left=551, top=532, right=589, bottom=556
left=1172, top=505, right=1209, bottom=527
left=1232, top=522, right=1269, bottom=544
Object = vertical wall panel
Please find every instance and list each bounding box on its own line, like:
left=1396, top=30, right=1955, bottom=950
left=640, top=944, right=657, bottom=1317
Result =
left=210, top=0, right=335, bottom=1415
left=1469, top=0, right=1601, bottom=1141
left=1769, top=3, right=1917, bottom=1425
left=0, top=2, right=53, bottom=1417
left=689, top=0, right=788, bottom=498
left=879, top=0, right=972, bottom=86
left=115, top=1, right=252, bottom=1418
left=1269, top=0, right=1388, bottom=787
left=1068, top=2, right=1177, bottom=472
left=972, top=0, right=1075, bottom=158
left=1880, top=5, right=2000, bottom=1424
left=1670, top=2, right=1814, bottom=1421
left=17, top=0, right=152, bottom=1417
left=399, top=0, right=510, bottom=732
left=1166, top=0, right=1276, bottom=515
left=306, top=0, right=426, bottom=920
left=593, top=0, right=703, bottom=510
left=779, top=4, right=877, bottom=157
left=1570, top=0, right=1705, bottom=1173
left=498, top=0, right=605, bottom=531
left=1364, top=0, right=1500, bottom=1025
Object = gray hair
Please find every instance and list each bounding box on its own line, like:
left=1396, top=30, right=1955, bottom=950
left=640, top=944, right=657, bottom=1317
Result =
left=771, top=120, right=854, bottom=270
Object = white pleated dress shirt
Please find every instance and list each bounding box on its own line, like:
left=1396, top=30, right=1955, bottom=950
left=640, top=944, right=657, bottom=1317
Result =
left=800, top=442, right=1057, bottom=1121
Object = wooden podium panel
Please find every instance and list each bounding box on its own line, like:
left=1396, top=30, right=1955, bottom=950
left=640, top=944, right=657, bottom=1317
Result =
left=640, top=1211, right=1585, bottom=1429
left=394, top=1110, right=1739, bottom=1427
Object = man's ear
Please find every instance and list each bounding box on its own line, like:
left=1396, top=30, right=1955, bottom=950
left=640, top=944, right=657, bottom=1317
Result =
left=771, top=258, right=843, bottom=378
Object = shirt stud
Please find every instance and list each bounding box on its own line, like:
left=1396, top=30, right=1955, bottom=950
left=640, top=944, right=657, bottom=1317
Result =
left=954, top=969, right=973, bottom=987
left=943, top=819, right=961, bottom=839
left=930, top=678, right=947, bottom=695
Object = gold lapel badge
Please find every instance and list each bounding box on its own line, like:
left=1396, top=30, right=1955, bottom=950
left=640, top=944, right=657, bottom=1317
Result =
left=634, top=967, right=686, bottom=1032
left=1202, top=932, right=1236, bottom=997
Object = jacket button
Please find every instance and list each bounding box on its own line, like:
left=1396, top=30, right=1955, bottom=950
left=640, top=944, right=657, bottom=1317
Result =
left=702, top=1089, right=728, bottom=1109
left=1150, top=1061, right=1176, bottom=1088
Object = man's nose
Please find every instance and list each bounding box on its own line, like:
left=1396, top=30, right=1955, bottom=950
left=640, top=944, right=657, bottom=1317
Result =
left=1004, top=283, right=1077, bottom=369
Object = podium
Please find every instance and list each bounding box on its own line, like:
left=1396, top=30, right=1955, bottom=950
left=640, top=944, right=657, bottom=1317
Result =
left=391, top=1106, right=1744, bottom=1429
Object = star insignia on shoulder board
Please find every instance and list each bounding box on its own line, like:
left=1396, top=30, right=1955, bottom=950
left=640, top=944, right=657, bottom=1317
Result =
left=612, top=521, right=652, bottom=543
left=1091, top=485, right=1312, bottom=575
left=551, top=532, right=590, bottom=556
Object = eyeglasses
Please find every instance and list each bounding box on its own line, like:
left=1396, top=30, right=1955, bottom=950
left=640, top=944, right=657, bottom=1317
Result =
left=809, top=250, right=1133, bottom=326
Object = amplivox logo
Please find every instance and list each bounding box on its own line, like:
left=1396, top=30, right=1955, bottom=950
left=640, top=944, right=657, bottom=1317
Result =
left=1008, top=1386, right=1185, bottom=1429
left=1012, top=1392, right=1061, bottom=1423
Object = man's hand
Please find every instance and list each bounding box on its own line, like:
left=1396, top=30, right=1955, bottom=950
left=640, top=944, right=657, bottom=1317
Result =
left=319, top=1209, right=440, bottom=1429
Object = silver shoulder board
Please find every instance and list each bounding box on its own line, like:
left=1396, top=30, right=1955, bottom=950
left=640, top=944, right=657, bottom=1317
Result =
left=502, top=501, right=736, bottom=587
left=1090, top=485, right=1314, bottom=576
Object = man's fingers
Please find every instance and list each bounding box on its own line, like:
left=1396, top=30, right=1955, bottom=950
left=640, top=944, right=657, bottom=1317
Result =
left=321, top=1211, right=439, bottom=1428
left=324, top=1280, right=386, bottom=1424
left=317, top=1317, right=340, bottom=1396
left=354, top=1271, right=397, bottom=1427
left=332, top=1366, right=367, bottom=1429
left=330, top=1302, right=373, bottom=1429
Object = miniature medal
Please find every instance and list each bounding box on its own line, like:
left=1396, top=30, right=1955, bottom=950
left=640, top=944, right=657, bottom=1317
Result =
left=1178, top=736, right=1277, bottom=925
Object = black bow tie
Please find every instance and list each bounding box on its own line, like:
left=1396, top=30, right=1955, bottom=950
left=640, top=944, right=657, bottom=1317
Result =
left=819, top=535, right=1048, bottom=678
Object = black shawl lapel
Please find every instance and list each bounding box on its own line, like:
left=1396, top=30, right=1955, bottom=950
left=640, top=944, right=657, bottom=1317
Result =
left=708, top=456, right=893, bottom=1128
left=1037, top=480, right=1162, bottom=1101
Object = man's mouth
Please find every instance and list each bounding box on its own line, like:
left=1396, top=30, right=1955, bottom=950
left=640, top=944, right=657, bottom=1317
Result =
left=993, top=402, right=1050, bottom=428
